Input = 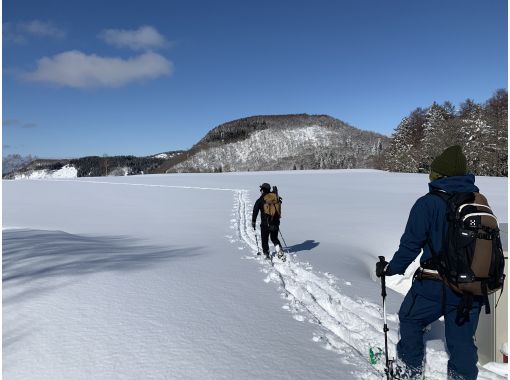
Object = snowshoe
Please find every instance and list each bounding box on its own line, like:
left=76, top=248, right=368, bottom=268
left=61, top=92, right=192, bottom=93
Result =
left=275, top=244, right=286, bottom=262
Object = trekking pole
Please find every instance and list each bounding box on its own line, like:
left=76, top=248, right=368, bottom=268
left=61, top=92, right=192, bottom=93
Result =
left=378, top=256, right=391, bottom=380
left=278, top=228, right=289, bottom=251
left=254, top=231, right=261, bottom=255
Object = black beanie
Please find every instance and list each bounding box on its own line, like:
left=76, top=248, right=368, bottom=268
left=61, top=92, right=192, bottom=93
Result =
left=430, top=145, right=467, bottom=177
left=259, top=183, right=271, bottom=193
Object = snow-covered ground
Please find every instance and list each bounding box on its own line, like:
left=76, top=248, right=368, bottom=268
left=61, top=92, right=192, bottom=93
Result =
left=13, top=164, right=78, bottom=179
left=3, top=170, right=507, bottom=379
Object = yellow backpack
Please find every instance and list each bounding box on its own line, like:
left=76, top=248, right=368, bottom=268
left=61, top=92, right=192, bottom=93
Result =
left=263, top=187, right=282, bottom=221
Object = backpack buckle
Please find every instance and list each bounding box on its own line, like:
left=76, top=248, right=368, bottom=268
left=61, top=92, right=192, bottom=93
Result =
left=457, top=273, right=475, bottom=283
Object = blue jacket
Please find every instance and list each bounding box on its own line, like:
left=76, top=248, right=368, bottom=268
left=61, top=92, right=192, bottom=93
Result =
left=388, top=174, right=479, bottom=276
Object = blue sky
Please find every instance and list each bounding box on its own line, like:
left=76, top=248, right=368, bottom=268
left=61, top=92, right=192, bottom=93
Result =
left=3, top=0, right=508, bottom=158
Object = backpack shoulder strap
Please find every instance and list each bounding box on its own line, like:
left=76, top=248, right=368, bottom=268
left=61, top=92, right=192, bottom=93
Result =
left=429, top=190, right=477, bottom=214
left=428, top=189, right=453, bottom=204
left=424, top=190, right=454, bottom=261
left=428, top=190, right=454, bottom=217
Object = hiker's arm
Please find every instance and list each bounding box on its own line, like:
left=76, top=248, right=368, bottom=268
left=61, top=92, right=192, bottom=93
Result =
left=252, top=198, right=261, bottom=226
left=387, top=197, right=432, bottom=275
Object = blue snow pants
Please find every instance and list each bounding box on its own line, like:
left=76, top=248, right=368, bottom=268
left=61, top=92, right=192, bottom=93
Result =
left=397, top=279, right=482, bottom=380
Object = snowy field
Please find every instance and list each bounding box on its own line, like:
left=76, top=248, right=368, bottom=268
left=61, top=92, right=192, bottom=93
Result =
left=3, top=170, right=508, bottom=379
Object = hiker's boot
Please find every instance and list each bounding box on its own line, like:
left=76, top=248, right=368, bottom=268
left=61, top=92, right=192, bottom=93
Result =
left=392, top=361, right=423, bottom=380
left=276, top=245, right=285, bottom=260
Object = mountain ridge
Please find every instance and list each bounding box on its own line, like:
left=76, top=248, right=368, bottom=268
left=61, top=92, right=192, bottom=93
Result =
left=158, top=114, right=388, bottom=173
left=156, top=114, right=388, bottom=173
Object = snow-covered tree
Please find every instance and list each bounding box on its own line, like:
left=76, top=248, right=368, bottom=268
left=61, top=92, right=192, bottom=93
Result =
left=458, top=100, right=488, bottom=174
left=2, top=154, right=37, bottom=175
left=384, top=90, right=507, bottom=176
left=484, top=89, right=508, bottom=176
left=384, top=116, right=419, bottom=172
left=420, top=102, right=453, bottom=171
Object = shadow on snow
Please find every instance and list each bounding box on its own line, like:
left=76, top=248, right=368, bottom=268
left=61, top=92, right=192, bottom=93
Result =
left=3, top=229, right=202, bottom=294
left=2, top=229, right=202, bottom=354
left=287, top=239, right=320, bottom=254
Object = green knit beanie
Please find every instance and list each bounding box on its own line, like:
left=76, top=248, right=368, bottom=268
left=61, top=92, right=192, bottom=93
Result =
left=430, top=145, right=467, bottom=178
left=429, top=170, right=444, bottom=182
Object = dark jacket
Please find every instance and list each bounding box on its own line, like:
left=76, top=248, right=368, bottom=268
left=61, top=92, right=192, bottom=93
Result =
left=252, top=194, right=280, bottom=227
left=388, top=174, right=479, bottom=275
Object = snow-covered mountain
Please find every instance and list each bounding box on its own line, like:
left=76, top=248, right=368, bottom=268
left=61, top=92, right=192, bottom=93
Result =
left=159, top=114, right=389, bottom=173
left=3, top=153, right=183, bottom=179
left=151, top=151, right=185, bottom=160
left=5, top=115, right=388, bottom=179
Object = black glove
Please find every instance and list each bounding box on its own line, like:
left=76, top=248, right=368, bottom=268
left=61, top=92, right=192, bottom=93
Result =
left=251, top=221, right=256, bottom=230
left=376, top=260, right=390, bottom=277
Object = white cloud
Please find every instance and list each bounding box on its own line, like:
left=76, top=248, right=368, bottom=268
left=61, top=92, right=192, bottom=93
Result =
left=3, top=20, right=65, bottom=43
left=23, top=50, right=173, bottom=88
left=99, top=26, right=168, bottom=51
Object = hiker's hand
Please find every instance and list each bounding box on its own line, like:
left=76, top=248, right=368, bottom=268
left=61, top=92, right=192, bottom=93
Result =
left=252, top=221, right=256, bottom=230
left=376, top=260, right=390, bottom=277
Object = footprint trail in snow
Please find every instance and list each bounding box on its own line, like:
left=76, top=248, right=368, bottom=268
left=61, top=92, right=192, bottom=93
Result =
left=229, top=190, right=504, bottom=380
left=231, top=190, right=396, bottom=379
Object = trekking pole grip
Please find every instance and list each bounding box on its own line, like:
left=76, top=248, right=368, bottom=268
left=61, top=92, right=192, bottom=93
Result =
left=378, top=256, right=387, bottom=299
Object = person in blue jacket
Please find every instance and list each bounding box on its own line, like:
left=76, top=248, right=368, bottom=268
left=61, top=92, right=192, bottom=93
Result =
left=376, top=145, right=482, bottom=380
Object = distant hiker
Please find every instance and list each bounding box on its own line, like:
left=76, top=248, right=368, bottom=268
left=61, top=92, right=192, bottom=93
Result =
left=252, top=183, right=284, bottom=260
left=376, top=145, right=505, bottom=380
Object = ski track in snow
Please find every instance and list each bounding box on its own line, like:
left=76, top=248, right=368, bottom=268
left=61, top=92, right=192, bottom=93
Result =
left=30, top=179, right=503, bottom=380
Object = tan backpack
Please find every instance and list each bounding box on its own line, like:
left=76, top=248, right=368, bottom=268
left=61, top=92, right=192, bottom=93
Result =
left=263, top=187, right=282, bottom=221
left=431, top=190, right=505, bottom=316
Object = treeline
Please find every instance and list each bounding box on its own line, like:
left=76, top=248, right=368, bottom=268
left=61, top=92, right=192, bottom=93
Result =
left=201, top=119, right=269, bottom=147
left=70, top=156, right=166, bottom=177
left=197, top=114, right=356, bottom=148
left=2, top=154, right=38, bottom=175
left=384, top=89, right=507, bottom=176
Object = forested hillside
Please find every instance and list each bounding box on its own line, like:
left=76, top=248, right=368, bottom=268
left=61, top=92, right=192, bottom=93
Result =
left=384, top=89, right=507, bottom=176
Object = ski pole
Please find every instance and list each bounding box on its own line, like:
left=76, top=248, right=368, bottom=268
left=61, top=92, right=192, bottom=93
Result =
left=378, top=256, right=391, bottom=380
